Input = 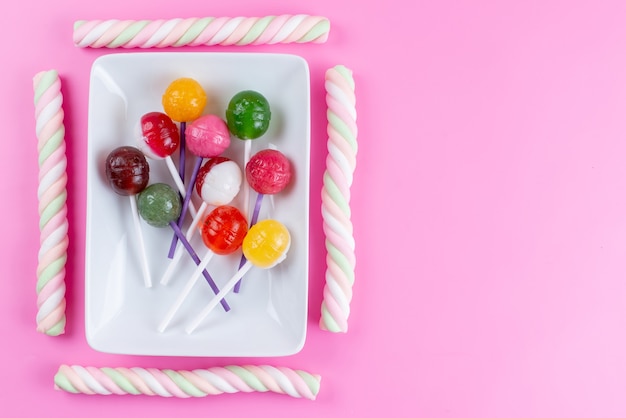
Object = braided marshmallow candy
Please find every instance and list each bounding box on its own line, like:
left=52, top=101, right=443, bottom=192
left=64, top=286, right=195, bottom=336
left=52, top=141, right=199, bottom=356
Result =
left=55, top=365, right=321, bottom=400
left=73, top=15, right=330, bottom=48
left=320, top=65, right=358, bottom=333
left=33, top=70, right=68, bottom=336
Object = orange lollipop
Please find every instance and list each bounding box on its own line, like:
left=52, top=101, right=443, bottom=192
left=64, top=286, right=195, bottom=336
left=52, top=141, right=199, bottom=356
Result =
left=162, top=77, right=207, bottom=185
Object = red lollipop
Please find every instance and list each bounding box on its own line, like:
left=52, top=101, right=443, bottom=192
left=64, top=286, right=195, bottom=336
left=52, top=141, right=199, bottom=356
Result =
left=137, top=112, right=198, bottom=218
left=200, top=205, right=248, bottom=255
left=138, top=112, right=179, bottom=159
left=158, top=206, right=247, bottom=332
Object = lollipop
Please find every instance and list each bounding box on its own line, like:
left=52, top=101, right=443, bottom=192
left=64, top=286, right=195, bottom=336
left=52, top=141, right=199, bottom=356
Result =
left=234, top=149, right=292, bottom=293
left=136, top=111, right=197, bottom=218
left=137, top=183, right=230, bottom=312
left=167, top=114, right=231, bottom=258
left=196, top=157, right=243, bottom=208
left=158, top=205, right=247, bottom=332
left=225, top=90, right=272, bottom=140
left=105, top=146, right=152, bottom=287
left=225, top=90, right=272, bottom=243
left=160, top=157, right=242, bottom=285
left=185, top=219, right=290, bottom=334
left=162, top=78, right=207, bottom=183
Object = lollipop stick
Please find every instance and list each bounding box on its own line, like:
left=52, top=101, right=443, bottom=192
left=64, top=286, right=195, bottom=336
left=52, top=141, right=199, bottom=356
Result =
left=158, top=250, right=215, bottom=332
left=241, top=139, right=252, bottom=216
left=168, top=156, right=203, bottom=258
left=129, top=196, right=152, bottom=287
left=168, top=221, right=230, bottom=311
left=186, top=261, right=254, bottom=334
left=161, top=201, right=208, bottom=285
left=178, top=121, right=186, bottom=181
left=233, top=192, right=264, bottom=293
left=165, top=155, right=197, bottom=218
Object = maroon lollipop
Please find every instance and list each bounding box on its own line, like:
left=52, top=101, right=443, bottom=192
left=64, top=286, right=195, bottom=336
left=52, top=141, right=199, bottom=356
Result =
left=105, top=146, right=152, bottom=287
left=105, top=146, right=149, bottom=195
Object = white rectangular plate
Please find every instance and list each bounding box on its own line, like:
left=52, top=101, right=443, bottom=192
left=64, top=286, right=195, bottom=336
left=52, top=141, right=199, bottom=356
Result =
left=85, top=52, right=310, bottom=356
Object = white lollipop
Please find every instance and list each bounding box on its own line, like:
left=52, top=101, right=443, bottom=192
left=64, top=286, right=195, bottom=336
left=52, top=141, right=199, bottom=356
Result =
left=160, top=157, right=242, bottom=285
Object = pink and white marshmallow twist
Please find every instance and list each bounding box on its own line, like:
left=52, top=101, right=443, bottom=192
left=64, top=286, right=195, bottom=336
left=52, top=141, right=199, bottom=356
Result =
left=320, top=65, right=358, bottom=333
left=33, top=70, right=68, bottom=336
left=73, top=15, right=330, bottom=48
left=55, top=365, right=321, bottom=400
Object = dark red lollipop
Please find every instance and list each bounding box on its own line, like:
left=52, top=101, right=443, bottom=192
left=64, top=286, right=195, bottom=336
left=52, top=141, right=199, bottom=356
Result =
left=105, top=146, right=150, bottom=196
left=103, top=145, right=152, bottom=287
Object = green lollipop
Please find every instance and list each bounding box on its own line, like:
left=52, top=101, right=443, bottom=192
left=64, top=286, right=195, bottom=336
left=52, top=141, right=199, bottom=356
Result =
left=137, top=183, right=181, bottom=228
left=225, top=90, right=271, bottom=140
left=137, top=183, right=231, bottom=313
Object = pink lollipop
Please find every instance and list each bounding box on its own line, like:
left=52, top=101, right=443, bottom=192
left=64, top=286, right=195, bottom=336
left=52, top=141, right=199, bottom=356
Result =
left=246, top=148, right=292, bottom=194
left=160, top=157, right=242, bottom=286
left=168, top=115, right=231, bottom=258
left=137, top=111, right=197, bottom=217
left=234, top=148, right=292, bottom=292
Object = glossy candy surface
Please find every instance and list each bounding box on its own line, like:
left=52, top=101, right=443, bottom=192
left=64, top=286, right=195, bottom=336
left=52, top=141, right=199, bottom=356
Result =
left=200, top=205, right=248, bottom=255
left=225, top=90, right=271, bottom=139
left=185, top=114, right=230, bottom=157
left=246, top=149, right=292, bottom=195
left=137, top=183, right=182, bottom=228
left=105, top=146, right=150, bottom=196
left=162, top=78, right=207, bottom=122
left=138, top=112, right=180, bottom=159
left=242, top=219, right=290, bottom=269
left=195, top=157, right=242, bottom=206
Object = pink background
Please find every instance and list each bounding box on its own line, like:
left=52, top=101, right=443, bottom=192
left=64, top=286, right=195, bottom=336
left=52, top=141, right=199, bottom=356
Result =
left=4, top=0, right=626, bottom=416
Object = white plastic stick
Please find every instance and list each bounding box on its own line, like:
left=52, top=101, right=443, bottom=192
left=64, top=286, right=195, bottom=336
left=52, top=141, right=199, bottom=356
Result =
left=165, top=155, right=198, bottom=218
left=158, top=251, right=215, bottom=332
left=129, top=196, right=152, bottom=287
left=241, top=140, right=252, bottom=218
left=185, top=261, right=253, bottom=334
left=160, top=201, right=208, bottom=285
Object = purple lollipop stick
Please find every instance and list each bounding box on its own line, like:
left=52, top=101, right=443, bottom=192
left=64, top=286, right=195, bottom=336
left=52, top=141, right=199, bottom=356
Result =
left=178, top=121, right=186, bottom=181
left=169, top=220, right=230, bottom=312
left=168, top=156, right=203, bottom=258
left=233, top=192, right=265, bottom=293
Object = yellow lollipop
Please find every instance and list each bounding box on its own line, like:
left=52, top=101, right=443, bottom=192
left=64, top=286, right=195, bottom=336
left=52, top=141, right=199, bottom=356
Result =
left=242, top=219, right=291, bottom=269
left=185, top=219, right=291, bottom=333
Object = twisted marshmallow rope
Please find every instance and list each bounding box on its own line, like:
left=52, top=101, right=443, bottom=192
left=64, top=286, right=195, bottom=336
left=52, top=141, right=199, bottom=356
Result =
left=55, top=365, right=321, bottom=400
left=73, top=15, right=330, bottom=48
left=33, top=70, right=68, bottom=336
left=320, top=65, right=358, bottom=333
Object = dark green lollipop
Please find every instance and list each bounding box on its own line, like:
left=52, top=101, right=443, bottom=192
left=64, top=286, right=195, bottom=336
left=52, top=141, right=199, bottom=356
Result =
left=225, top=90, right=271, bottom=140
left=137, top=183, right=181, bottom=228
left=137, top=182, right=230, bottom=311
